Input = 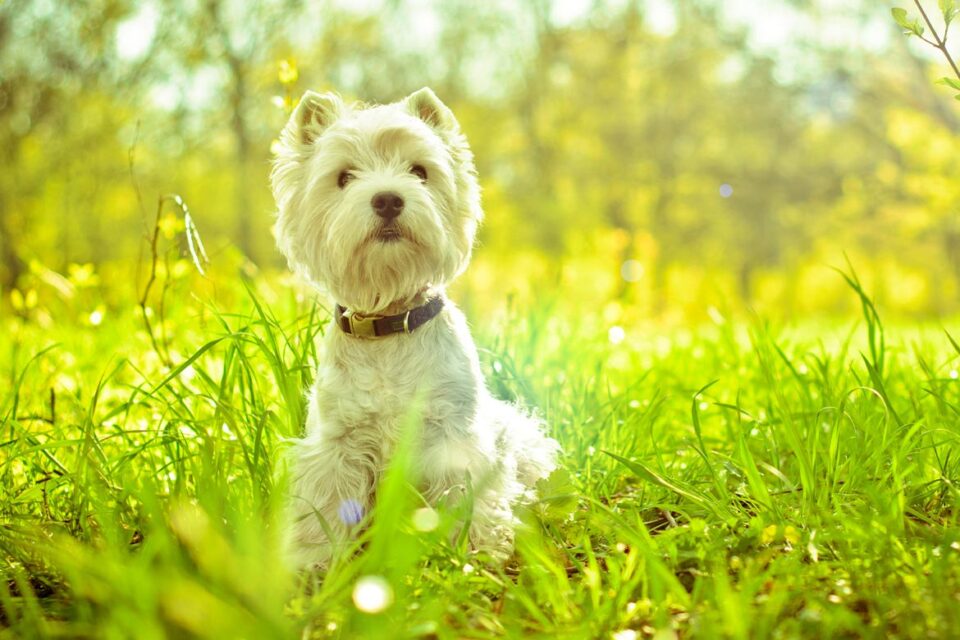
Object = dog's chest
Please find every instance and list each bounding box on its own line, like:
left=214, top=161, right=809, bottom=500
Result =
left=311, top=314, right=480, bottom=439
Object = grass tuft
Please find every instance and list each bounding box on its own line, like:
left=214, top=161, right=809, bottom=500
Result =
left=2, top=265, right=960, bottom=637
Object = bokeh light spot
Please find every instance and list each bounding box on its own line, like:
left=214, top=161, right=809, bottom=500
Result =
left=352, top=575, right=393, bottom=614
left=412, top=507, right=439, bottom=532
left=338, top=499, right=365, bottom=526
left=608, top=326, right=626, bottom=345
left=719, top=183, right=734, bottom=198
left=620, top=259, right=645, bottom=282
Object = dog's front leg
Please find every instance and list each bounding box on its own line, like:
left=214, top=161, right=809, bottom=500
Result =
left=287, top=431, right=374, bottom=569
left=420, top=429, right=520, bottom=562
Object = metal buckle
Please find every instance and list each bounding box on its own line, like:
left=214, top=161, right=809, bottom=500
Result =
left=402, top=310, right=411, bottom=333
left=345, top=311, right=379, bottom=338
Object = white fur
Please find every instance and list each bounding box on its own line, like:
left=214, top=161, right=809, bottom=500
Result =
left=272, top=87, right=560, bottom=568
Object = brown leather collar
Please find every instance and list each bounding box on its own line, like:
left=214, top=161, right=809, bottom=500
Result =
left=335, top=297, right=444, bottom=338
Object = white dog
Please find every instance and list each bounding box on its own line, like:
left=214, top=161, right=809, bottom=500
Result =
left=271, top=87, right=560, bottom=568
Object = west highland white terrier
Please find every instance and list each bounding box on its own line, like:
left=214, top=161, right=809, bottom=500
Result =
left=271, top=87, right=560, bottom=568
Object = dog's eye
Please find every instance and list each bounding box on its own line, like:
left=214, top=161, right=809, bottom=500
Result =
left=410, top=165, right=428, bottom=181
left=337, top=170, right=354, bottom=189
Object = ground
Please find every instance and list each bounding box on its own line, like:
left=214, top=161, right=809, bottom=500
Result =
left=2, top=269, right=960, bottom=639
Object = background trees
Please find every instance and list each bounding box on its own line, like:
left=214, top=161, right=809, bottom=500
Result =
left=1, top=0, right=957, bottom=319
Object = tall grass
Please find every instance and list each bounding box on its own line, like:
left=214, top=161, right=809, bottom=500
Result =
left=2, top=267, right=960, bottom=638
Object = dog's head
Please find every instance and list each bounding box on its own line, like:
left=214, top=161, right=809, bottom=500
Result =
left=271, top=88, right=481, bottom=313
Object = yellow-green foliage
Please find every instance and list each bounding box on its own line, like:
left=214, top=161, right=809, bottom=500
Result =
left=2, top=2, right=960, bottom=319
left=3, top=260, right=960, bottom=637
left=5, top=2, right=960, bottom=637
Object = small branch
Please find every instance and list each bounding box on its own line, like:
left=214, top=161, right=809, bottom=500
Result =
left=659, top=508, right=679, bottom=528
left=136, top=194, right=207, bottom=369
left=159, top=246, right=172, bottom=354
left=16, top=415, right=54, bottom=425
left=129, top=124, right=173, bottom=367
left=15, top=389, right=59, bottom=426
left=138, top=197, right=172, bottom=368
left=913, top=0, right=960, bottom=81
left=129, top=121, right=207, bottom=371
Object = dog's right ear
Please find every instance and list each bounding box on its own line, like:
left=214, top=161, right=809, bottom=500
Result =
left=285, top=91, right=342, bottom=145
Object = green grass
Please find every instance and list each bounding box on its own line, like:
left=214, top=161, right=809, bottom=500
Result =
left=3, top=269, right=960, bottom=639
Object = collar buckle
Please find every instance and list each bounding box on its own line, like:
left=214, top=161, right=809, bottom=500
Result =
left=345, top=311, right=380, bottom=338
left=336, top=296, right=443, bottom=339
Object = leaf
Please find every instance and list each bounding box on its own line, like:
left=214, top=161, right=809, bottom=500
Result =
left=940, top=0, right=960, bottom=24
left=604, top=451, right=728, bottom=519
left=690, top=380, right=727, bottom=498
left=534, top=468, right=578, bottom=520
left=891, top=7, right=925, bottom=36
left=937, top=76, right=960, bottom=90
left=277, top=58, right=298, bottom=85
left=146, top=337, right=225, bottom=395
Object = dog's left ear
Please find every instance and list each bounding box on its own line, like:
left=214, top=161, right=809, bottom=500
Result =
left=404, top=87, right=459, bottom=131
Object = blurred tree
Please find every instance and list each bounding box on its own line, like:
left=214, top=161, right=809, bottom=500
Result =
left=0, top=0, right=131, bottom=286
left=2, top=0, right=959, bottom=317
left=492, top=1, right=840, bottom=310
left=154, top=0, right=303, bottom=262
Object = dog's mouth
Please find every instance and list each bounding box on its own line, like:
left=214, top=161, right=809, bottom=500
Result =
left=374, top=224, right=405, bottom=243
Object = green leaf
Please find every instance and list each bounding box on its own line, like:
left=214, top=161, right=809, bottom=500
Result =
left=947, top=330, right=960, bottom=355
left=938, top=76, right=960, bottom=90
left=940, top=0, right=960, bottom=24
left=892, top=7, right=909, bottom=26
left=891, top=7, right=925, bottom=36
left=603, top=450, right=729, bottom=519
left=534, top=468, right=578, bottom=521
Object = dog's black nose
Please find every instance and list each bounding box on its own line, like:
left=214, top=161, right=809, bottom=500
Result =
left=371, top=192, right=404, bottom=220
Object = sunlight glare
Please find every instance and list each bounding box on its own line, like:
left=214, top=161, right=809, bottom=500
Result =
left=620, top=260, right=644, bottom=282
left=608, top=326, right=625, bottom=345
left=412, top=507, right=439, bottom=532
left=115, top=4, right=158, bottom=60
left=352, top=576, right=393, bottom=614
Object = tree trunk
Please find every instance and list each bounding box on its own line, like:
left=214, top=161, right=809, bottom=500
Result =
left=228, top=58, right=253, bottom=261
left=206, top=0, right=255, bottom=262
left=648, top=176, right=674, bottom=316
left=737, top=261, right=754, bottom=305
left=0, top=198, right=24, bottom=288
